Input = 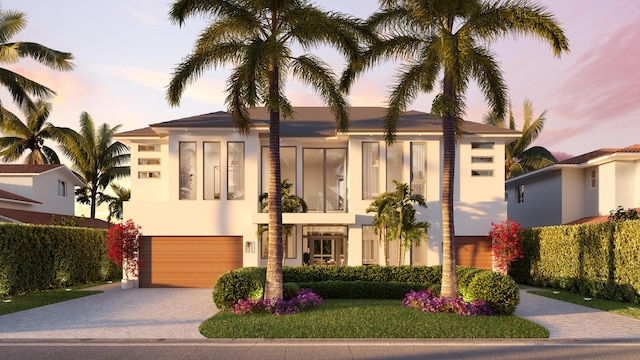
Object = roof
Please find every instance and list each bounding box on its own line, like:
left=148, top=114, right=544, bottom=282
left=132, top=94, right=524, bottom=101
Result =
left=559, top=145, right=640, bottom=165
left=0, top=189, right=41, bottom=204
left=566, top=208, right=640, bottom=225
left=116, top=107, right=520, bottom=138
left=0, top=208, right=110, bottom=229
left=0, top=164, right=84, bottom=186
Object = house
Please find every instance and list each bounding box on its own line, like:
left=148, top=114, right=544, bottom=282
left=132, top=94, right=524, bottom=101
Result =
left=0, top=164, right=109, bottom=229
left=115, top=107, right=520, bottom=288
left=506, top=144, right=640, bottom=228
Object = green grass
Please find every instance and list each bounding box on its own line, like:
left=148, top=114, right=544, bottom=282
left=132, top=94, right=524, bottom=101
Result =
left=0, top=286, right=104, bottom=316
left=529, top=290, right=640, bottom=320
left=199, top=299, right=549, bottom=338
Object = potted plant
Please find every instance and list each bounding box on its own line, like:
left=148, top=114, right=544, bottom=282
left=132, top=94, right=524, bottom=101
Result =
left=106, top=219, right=143, bottom=289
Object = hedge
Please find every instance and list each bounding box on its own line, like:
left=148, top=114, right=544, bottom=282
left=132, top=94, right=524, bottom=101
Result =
left=0, top=223, right=117, bottom=295
left=511, top=220, right=640, bottom=303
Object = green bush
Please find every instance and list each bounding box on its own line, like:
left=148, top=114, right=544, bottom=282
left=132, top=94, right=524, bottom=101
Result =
left=457, top=266, right=486, bottom=301
left=466, top=271, right=520, bottom=315
left=282, top=282, right=301, bottom=300
left=212, top=267, right=265, bottom=310
left=296, top=280, right=432, bottom=299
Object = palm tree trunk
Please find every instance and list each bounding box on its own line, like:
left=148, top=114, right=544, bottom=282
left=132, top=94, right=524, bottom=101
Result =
left=264, top=63, right=283, bottom=300
left=90, top=185, right=98, bottom=219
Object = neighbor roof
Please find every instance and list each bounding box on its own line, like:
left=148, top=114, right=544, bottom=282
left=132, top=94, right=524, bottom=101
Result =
left=0, top=208, right=110, bottom=229
left=0, top=164, right=63, bottom=174
left=0, top=189, right=41, bottom=204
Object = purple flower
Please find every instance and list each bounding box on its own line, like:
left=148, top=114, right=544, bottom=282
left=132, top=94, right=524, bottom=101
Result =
left=232, top=288, right=323, bottom=316
left=401, top=290, right=493, bottom=316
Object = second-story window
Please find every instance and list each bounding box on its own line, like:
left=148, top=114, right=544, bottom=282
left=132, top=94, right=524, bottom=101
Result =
left=303, top=148, right=346, bottom=212
left=362, top=142, right=379, bottom=199
left=204, top=142, right=221, bottom=200
left=410, top=143, right=427, bottom=197
left=517, top=184, right=525, bottom=203
left=179, top=142, right=197, bottom=200
left=227, top=142, right=245, bottom=200
left=261, top=146, right=297, bottom=195
left=57, top=180, right=66, bottom=197
left=386, top=142, right=403, bottom=191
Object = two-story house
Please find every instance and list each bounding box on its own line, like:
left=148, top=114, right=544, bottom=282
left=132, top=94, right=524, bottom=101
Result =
left=506, top=144, right=640, bottom=227
left=116, top=107, right=519, bottom=287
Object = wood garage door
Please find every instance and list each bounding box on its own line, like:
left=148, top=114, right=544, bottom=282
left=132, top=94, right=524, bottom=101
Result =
left=139, top=236, right=243, bottom=288
left=455, top=236, right=492, bottom=270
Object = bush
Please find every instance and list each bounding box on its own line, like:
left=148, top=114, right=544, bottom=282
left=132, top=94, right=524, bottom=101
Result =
left=402, top=290, right=493, bottom=316
left=296, top=280, right=432, bottom=299
left=282, top=282, right=301, bottom=300
left=466, top=271, right=520, bottom=315
left=213, top=267, right=265, bottom=310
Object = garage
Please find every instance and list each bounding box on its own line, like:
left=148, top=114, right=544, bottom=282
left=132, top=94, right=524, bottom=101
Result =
left=139, top=236, right=243, bottom=288
left=455, top=236, right=493, bottom=270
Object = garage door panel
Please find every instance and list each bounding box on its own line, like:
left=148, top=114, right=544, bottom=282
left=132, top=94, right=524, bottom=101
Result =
left=455, top=236, right=492, bottom=270
left=140, top=236, right=243, bottom=288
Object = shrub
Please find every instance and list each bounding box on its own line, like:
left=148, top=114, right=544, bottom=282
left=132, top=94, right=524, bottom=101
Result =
left=402, top=290, right=493, bottom=316
left=489, top=220, right=524, bottom=275
left=466, top=271, right=520, bottom=315
left=457, top=266, right=486, bottom=301
left=213, top=267, right=265, bottom=310
left=297, top=280, right=431, bottom=299
left=282, top=282, right=301, bottom=300
left=105, top=220, right=142, bottom=279
left=232, top=288, right=322, bottom=315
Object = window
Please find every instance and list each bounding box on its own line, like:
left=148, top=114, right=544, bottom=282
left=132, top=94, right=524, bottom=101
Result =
left=590, top=169, right=597, bottom=189
left=410, top=143, right=427, bottom=196
left=261, top=146, right=296, bottom=195
left=471, top=156, right=493, bottom=163
left=471, top=170, right=494, bottom=177
left=138, top=144, right=160, bottom=152
left=227, top=142, right=245, bottom=200
left=138, top=158, right=160, bottom=165
left=57, top=180, right=66, bottom=197
left=303, top=148, right=346, bottom=212
left=471, top=142, right=494, bottom=149
left=138, top=171, right=160, bottom=178
left=204, top=142, right=221, bottom=200
left=362, top=225, right=379, bottom=265
left=179, top=142, right=196, bottom=200
left=386, top=142, right=403, bottom=191
left=260, top=226, right=296, bottom=259
left=517, top=184, right=525, bottom=203
left=362, top=142, right=380, bottom=199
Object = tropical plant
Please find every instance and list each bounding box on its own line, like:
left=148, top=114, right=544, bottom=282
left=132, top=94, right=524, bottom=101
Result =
left=485, top=98, right=557, bottom=179
left=56, top=112, right=130, bottom=219
left=0, top=99, right=62, bottom=164
left=366, top=181, right=429, bottom=266
left=346, top=0, right=569, bottom=298
left=608, top=206, right=639, bottom=223
left=166, top=0, right=369, bottom=300
left=101, top=183, right=131, bottom=223
left=106, top=219, right=143, bottom=280
left=0, top=5, right=73, bottom=111
left=488, top=219, right=524, bottom=275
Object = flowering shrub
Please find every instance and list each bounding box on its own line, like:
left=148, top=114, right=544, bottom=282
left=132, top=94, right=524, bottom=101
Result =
left=106, top=219, right=143, bottom=279
left=489, top=219, right=524, bottom=274
left=402, top=290, right=493, bottom=316
left=232, top=288, right=322, bottom=315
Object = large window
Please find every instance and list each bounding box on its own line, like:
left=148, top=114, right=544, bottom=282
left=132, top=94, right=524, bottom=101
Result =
left=410, top=143, right=427, bottom=197
left=204, top=142, right=221, bottom=200
left=179, top=142, right=196, bottom=200
left=362, top=225, right=379, bottom=265
left=261, top=146, right=296, bottom=195
left=303, top=148, right=347, bottom=212
left=362, top=142, right=380, bottom=199
left=227, top=142, right=245, bottom=200
left=260, top=226, right=296, bottom=259
left=386, top=142, right=403, bottom=191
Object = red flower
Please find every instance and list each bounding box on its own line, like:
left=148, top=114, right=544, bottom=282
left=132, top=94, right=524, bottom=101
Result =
left=106, top=219, right=143, bottom=279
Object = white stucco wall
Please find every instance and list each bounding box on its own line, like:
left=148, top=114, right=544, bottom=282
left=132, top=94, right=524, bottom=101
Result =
left=0, top=168, right=78, bottom=215
left=561, top=168, right=586, bottom=223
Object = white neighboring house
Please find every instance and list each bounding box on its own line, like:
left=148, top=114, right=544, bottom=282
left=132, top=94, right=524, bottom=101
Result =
left=115, top=107, right=520, bottom=288
left=506, top=144, right=640, bottom=228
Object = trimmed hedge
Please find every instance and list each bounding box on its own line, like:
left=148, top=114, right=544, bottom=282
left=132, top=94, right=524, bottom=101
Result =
left=212, top=265, right=519, bottom=314
left=511, top=220, right=640, bottom=303
left=0, top=223, right=114, bottom=295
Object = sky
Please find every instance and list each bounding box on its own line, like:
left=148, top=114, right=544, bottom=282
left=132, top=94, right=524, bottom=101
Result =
left=2, top=1, right=639, bottom=159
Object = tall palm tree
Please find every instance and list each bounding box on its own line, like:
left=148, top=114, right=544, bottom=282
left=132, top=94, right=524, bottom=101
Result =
left=346, top=0, right=568, bottom=298
left=0, top=5, right=73, bottom=111
left=57, top=112, right=130, bottom=219
left=0, top=99, right=61, bottom=164
left=166, top=0, right=369, bottom=300
left=101, top=183, right=131, bottom=223
left=485, top=98, right=557, bottom=179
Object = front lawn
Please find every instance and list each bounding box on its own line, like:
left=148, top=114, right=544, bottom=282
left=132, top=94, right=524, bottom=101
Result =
left=200, top=299, right=549, bottom=338
left=0, top=287, right=102, bottom=316
left=529, top=290, right=640, bottom=320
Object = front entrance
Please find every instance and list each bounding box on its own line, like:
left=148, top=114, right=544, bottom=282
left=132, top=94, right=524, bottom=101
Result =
left=302, top=225, right=348, bottom=266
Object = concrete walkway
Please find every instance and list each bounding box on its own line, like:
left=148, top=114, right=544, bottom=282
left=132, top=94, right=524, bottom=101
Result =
left=2, top=283, right=640, bottom=339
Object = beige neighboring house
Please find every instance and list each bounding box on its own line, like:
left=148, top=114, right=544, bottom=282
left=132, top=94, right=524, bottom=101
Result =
left=506, top=144, right=640, bottom=228
left=115, top=107, right=520, bottom=288
left=0, top=164, right=109, bottom=229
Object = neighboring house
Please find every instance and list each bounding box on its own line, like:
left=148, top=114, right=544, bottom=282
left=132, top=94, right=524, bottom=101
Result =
left=506, top=144, right=640, bottom=228
left=0, top=164, right=109, bottom=229
left=115, top=107, right=519, bottom=287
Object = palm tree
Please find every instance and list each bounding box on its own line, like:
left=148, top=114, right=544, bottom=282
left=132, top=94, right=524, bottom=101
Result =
left=0, top=99, right=61, bottom=164
left=0, top=5, right=73, bottom=111
left=166, top=0, right=369, bottom=300
left=101, top=183, right=131, bottom=223
left=366, top=181, right=429, bottom=266
left=347, top=0, right=568, bottom=298
left=485, top=98, right=557, bottom=179
left=57, top=112, right=130, bottom=219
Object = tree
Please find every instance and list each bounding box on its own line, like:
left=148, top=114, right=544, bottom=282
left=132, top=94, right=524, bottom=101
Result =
left=102, top=183, right=131, bottom=223
left=485, top=98, right=557, bottom=179
left=0, top=99, right=62, bottom=164
left=166, top=0, right=369, bottom=300
left=366, top=181, right=429, bottom=266
left=0, top=5, right=73, bottom=111
left=57, top=112, right=130, bottom=219
left=347, top=0, right=568, bottom=298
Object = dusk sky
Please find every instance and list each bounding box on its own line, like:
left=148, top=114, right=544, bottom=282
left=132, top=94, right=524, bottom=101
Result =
left=3, top=0, right=639, bottom=159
